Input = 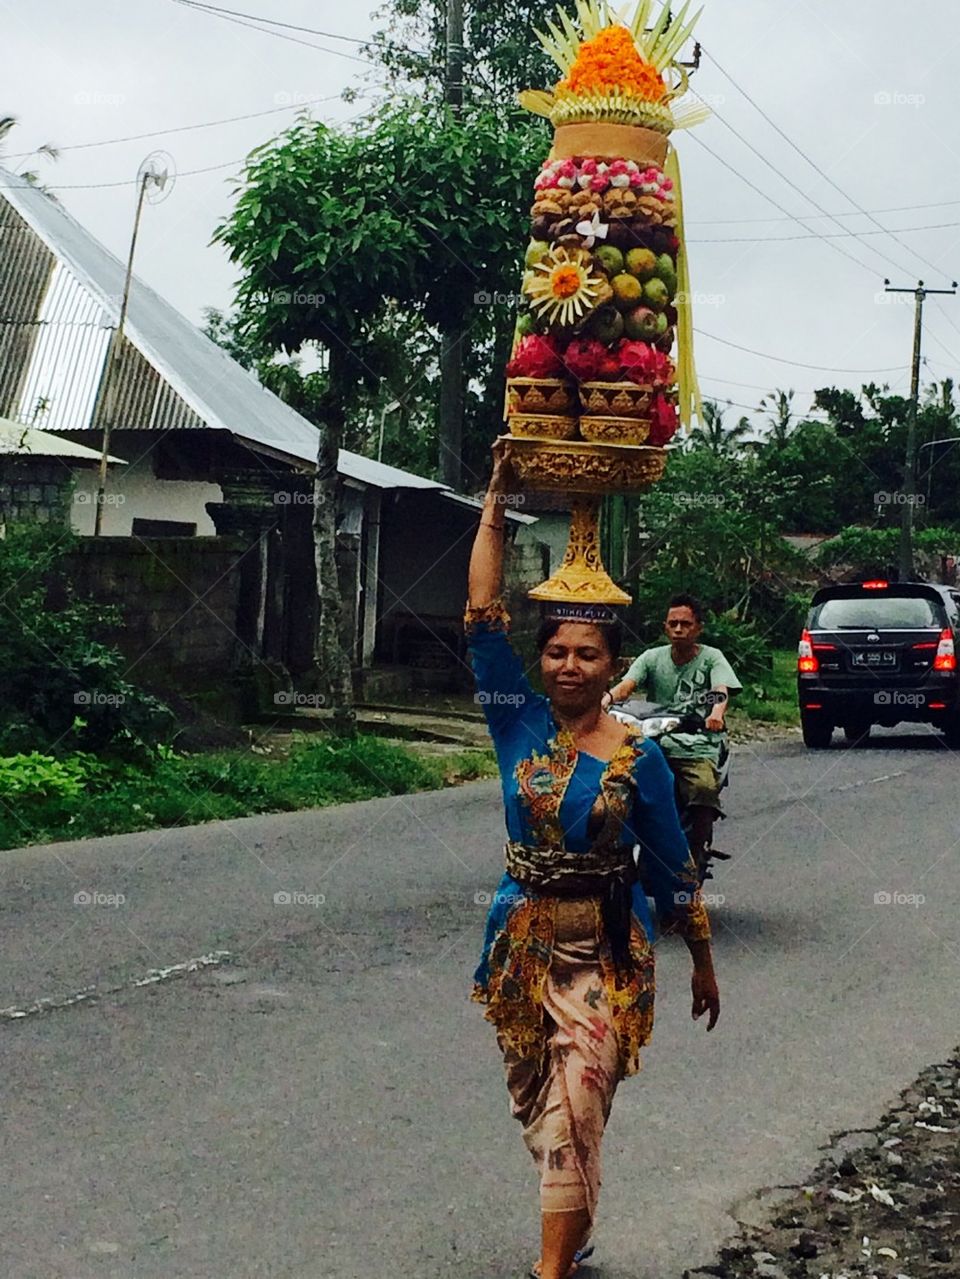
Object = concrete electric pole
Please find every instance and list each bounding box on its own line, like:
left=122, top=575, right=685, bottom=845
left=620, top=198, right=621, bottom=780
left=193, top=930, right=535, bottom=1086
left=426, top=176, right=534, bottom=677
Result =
left=883, top=278, right=957, bottom=580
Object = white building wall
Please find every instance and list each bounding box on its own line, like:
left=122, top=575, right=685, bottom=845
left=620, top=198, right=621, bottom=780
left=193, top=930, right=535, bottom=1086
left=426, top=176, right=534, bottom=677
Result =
left=70, top=452, right=222, bottom=536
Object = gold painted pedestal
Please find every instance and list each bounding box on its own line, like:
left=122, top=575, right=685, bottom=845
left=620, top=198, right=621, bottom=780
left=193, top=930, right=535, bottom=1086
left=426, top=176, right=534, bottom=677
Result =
left=501, top=435, right=669, bottom=607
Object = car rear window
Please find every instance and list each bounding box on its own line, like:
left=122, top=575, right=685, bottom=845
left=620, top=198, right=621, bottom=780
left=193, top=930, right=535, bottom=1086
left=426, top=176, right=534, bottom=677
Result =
left=812, top=596, right=943, bottom=629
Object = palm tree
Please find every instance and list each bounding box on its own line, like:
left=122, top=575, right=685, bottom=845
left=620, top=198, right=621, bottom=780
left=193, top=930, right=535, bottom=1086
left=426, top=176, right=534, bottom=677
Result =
left=0, top=115, right=59, bottom=185
left=758, top=387, right=795, bottom=447
left=692, top=399, right=753, bottom=456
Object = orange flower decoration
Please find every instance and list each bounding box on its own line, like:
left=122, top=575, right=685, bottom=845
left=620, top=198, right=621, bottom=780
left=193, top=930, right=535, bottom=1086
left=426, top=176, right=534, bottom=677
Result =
left=560, top=26, right=667, bottom=102
left=551, top=265, right=583, bottom=298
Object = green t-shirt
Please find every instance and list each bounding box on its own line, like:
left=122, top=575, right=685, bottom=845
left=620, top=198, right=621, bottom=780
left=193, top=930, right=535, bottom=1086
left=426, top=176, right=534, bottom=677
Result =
left=623, top=644, right=742, bottom=761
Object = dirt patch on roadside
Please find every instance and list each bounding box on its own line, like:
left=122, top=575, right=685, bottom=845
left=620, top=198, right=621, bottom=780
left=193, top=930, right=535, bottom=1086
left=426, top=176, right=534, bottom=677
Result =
left=687, top=1053, right=960, bottom=1279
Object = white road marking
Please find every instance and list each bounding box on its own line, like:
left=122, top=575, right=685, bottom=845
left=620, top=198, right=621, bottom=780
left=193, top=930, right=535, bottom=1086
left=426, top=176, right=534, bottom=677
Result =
left=0, top=949, right=233, bottom=1022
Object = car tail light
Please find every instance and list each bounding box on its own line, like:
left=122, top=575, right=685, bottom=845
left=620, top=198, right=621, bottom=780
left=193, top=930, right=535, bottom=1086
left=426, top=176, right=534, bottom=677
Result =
left=862, top=580, right=889, bottom=590
left=930, top=701, right=947, bottom=710
left=804, top=702, right=823, bottom=709
left=933, top=629, right=957, bottom=671
left=912, top=641, right=938, bottom=650
left=798, top=629, right=818, bottom=673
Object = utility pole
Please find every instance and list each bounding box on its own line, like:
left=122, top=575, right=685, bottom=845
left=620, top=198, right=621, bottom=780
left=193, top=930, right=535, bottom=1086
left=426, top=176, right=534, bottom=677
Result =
left=438, top=0, right=465, bottom=490
left=884, top=278, right=957, bottom=580
left=92, top=161, right=167, bottom=533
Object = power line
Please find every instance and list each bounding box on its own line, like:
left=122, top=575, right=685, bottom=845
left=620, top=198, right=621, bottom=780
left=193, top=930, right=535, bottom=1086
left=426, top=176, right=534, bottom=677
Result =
left=689, top=197, right=960, bottom=226
left=690, top=87, right=918, bottom=281
left=167, top=0, right=368, bottom=43
left=702, top=47, right=955, bottom=286
left=689, top=218, right=960, bottom=244
left=3, top=94, right=348, bottom=158
left=0, top=158, right=245, bottom=192
left=687, top=132, right=886, bottom=278
left=696, top=328, right=908, bottom=374
left=167, top=0, right=373, bottom=64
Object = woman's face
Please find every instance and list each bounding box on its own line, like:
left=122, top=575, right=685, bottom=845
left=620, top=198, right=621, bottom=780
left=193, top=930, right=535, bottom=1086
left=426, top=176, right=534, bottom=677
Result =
left=540, top=622, right=615, bottom=717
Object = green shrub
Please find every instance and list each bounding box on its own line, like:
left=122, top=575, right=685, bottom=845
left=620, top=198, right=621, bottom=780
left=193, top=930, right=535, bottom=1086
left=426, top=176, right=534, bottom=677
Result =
left=0, top=524, right=173, bottom=757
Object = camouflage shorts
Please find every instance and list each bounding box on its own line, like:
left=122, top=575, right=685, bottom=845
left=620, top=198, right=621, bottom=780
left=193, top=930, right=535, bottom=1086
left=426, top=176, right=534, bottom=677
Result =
left=666, top=756, right=723, bottom=815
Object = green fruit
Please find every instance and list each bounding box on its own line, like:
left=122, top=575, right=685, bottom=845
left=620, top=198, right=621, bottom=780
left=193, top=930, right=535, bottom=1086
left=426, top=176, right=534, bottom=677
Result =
left=623, top=306, right=659, bottom=340
left=643, top=277, right=670, bottom=311
left=654, top=312, right=669, bottom=336
left=515, top=312, right=536, bottom=338
left=625, top=248, right=657, bottom=280
left=588, top=305, right=625, bottom=344
left=595, top=244, right=625, bottom=276
left=525, top=240, right=551, bottom=269
left=655, top=252, right=677, bottom=285
left=611, top=273, right=643, bottom=310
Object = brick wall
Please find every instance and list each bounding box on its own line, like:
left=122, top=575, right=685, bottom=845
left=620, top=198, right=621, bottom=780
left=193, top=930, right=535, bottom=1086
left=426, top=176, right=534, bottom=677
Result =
left=0, top=458, right=72, bottom=524
left=65, top=537, right=244, bottom=691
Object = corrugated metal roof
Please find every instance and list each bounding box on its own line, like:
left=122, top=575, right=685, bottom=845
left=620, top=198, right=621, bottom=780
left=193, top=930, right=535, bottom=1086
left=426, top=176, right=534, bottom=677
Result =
left=0, top=169, right=445, bottom=493
left=0, top=416, right=125, bottom=462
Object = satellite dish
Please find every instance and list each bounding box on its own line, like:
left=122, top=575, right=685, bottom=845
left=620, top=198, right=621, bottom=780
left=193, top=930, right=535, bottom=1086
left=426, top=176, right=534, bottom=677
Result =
left=137, top=150, right=176, bottom=204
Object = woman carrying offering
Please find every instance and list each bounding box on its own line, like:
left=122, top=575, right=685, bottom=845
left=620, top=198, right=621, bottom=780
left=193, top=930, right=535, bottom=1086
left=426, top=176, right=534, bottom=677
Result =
left=467, top=441, right=720, bottom=1279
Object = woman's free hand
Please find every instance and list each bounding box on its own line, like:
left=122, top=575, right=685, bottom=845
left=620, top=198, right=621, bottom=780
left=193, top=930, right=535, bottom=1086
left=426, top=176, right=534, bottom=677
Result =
left=601, top=691, right=613, bottom=712
left=489, top=438, right=516, bottom=497
left=691, top=965, right=720, bottom=1031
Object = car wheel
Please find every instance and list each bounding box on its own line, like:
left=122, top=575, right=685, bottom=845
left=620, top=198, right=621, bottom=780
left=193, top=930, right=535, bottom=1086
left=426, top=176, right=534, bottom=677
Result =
left=801, top=710, right=833, bottom=749
left=843, top=723, right=871, bottom=744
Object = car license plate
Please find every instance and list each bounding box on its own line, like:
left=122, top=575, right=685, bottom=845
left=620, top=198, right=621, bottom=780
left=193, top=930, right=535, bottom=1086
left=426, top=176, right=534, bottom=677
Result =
left=852, top=651, right=896, bottom=667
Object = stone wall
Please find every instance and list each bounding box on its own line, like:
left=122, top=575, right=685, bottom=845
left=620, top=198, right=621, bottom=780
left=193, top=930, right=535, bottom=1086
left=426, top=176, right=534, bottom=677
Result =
left=65, top=537, right=245, bottom=702
left=0, top=458, right=73, bottom=525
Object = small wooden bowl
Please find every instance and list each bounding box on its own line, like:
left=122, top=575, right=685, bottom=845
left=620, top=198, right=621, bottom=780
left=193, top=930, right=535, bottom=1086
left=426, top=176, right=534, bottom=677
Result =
left=506, top=377, right=578, bottom=417
left=507, top=413, right=579, bottom=441
left=578, top=381, right=652, bottom=418
left=579, top=416, right=652, bottom=446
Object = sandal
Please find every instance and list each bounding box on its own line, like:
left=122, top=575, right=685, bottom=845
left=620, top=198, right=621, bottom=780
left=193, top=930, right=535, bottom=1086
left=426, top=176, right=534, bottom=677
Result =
left=529, top=1243, right=594, bottom=1278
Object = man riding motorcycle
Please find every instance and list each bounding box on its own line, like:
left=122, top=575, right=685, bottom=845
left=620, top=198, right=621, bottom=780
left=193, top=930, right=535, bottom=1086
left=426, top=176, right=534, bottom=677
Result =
left=603, top=593, right=741, bottom=875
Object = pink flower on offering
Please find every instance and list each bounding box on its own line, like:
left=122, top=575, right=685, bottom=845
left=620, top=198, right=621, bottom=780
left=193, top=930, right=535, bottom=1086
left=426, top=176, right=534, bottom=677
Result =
left=590, top=175, right=608, bottom=192
left=558, top=159, right=577, bottom=177
left=629, top=172, right=644, bottom=189
left=580, top=159, right=599, bottom=174
left=661, top=177, right=674, bottom=191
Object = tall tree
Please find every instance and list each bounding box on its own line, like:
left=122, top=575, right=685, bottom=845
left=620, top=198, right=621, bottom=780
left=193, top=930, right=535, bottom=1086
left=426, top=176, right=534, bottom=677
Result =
left=758, top=387, right=795, bottom=447
left=214, top=103, right=543, bottom=726
left=690, top=400, right=752, bottom=456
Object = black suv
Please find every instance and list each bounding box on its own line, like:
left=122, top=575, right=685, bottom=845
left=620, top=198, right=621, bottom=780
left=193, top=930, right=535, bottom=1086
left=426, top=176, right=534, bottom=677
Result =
left=797, top=581, right=960, bottom=748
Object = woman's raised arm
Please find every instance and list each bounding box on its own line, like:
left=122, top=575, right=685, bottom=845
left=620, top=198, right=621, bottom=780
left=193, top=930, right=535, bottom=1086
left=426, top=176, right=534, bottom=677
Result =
left=468, top=440, right=515, bottom=608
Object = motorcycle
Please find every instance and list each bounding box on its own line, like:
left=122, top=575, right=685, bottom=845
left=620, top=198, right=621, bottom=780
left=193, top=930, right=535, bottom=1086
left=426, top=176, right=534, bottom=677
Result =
left=608, top=698, right=731, bottom=886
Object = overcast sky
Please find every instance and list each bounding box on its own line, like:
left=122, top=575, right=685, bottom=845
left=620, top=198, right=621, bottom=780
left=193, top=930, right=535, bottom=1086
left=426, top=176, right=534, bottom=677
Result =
left=4, top=0, right=960, bottom=426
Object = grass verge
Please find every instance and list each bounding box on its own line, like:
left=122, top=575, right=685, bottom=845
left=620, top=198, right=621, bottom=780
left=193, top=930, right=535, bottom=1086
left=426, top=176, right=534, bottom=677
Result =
left=728, top=647, right=799, bottom=728
left=0, top=734, right=498, bottom=853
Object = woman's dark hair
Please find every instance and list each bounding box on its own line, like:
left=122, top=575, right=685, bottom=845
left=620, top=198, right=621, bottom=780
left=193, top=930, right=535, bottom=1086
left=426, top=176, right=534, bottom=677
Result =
left=667, top=592, right=704, bottom=623
left=536, top=618, right=623, bottom=660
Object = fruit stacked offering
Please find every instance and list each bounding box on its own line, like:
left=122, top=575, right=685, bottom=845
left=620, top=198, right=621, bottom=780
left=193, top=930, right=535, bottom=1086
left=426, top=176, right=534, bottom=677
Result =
left=507, top=167, right=681, bottom=447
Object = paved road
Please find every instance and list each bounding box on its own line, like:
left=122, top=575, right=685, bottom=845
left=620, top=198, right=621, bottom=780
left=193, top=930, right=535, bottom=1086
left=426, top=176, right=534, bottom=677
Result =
left=2, top=728, right=959, bottom=1279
